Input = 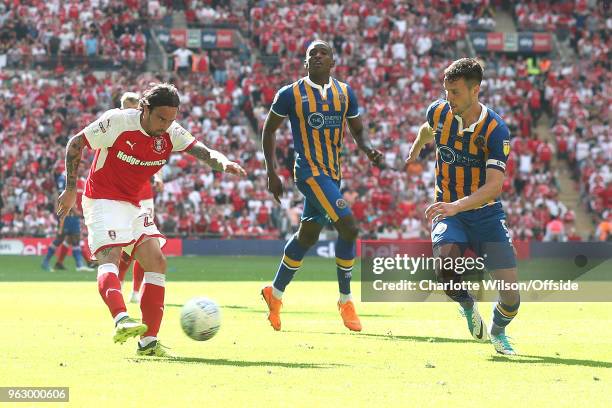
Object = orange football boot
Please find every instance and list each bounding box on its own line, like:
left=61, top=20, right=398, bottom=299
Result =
left=338, top=300, right=362, bottom=332
left=261, top=285, right=282, bottom=331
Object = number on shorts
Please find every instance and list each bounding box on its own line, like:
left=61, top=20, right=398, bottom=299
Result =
left=500, top=219, right=512, bottom=243
left=144, top=216, right=154, bottom=227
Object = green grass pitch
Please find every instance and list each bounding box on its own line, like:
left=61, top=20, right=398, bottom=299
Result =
left=1, top=255, right=610, bottom=407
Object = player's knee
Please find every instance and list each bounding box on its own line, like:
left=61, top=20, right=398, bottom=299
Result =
left=152, top=252, right=167, bottom=273
left=339, top=225, right=359, bottom=242
left=336, top=219, right=359, bottom=242
left=140, top=251, right=167, bottom=273
left=297, top=229, right=319, bottom=248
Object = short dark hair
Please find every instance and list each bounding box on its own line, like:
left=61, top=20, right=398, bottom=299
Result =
left=140, top=83, right=180, bottom=110
left=305, top=40, right=333, bottom=57
left=444, top=58, right=483, bottom=86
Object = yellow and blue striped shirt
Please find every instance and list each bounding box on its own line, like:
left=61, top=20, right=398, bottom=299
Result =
left=271, top=76, right=359, bottom=181
left=426, top=99, right=511, bottom=206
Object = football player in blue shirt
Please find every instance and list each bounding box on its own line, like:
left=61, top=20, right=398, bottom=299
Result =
left=261, top=40, right=383, bottom=332
left=406, top=58, right=520, bottom=355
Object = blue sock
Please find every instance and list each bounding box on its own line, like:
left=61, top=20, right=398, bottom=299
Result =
left=43, top=242, right=60, bottom=263
left=491, top=298, right=520, bottom=335
left=72, top=246, right=84, bottom=268
left=272, top=235, right=308, bottom=293
left=335, top=237, right=355, bottom=296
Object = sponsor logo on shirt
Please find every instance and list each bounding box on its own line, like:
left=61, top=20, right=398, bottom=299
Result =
left=116, top=151, right=167, bottom=166
left=307, top=112, right=343, bottom=129
left=438, top=146, right=485, bottom=167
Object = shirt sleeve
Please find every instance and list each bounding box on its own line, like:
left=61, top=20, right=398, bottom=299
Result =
left=169, top=122, right=197, bottom=152
left=486, top=123, right=511, bottom=172
left=346, top=84, right=360, bottom=118
left=82, top=109, right=125, bottom=150
left=425, top=99, right=445, bottom=128
left=270, top=85, right=292, bottom=117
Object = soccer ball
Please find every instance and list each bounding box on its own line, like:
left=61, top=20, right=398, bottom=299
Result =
left=180, top=297, right=221, bottom=341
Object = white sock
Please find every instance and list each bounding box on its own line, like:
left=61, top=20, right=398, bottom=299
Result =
left=139, top=336, right=157, bottom=348
left=272, top=286, right=284, bottom=299
left=114, top=312, right=129, bottom=325
left=339, top=293, right=352, bottom=303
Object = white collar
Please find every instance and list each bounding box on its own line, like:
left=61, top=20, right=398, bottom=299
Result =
left=455, top=103, right=487, bottom=133
left=304, top=76, right=333, bottom=97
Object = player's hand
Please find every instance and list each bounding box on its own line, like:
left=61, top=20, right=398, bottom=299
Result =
left=366, top=148, right=384, bottom=167
left=224, top=161, right=247, bottom=177
left=153, top=179, right=164, bottom=193
left=267, top=172, right=284, bottom=204
left=404, top=148, right=420, bottom=169
left=57, top=190, right=77, bottom=221
left=425, top=201, right=460, bottom=224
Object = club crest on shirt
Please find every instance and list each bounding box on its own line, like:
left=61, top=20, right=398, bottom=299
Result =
left=336, top=198, right=347, bottom=209
left=503, top=140, right=510, bottom=156
left=338, top=93, right=346, bottom=104
left=108, top=230, right=116, bottom=240
left=153, top=136, right=167, bottom=154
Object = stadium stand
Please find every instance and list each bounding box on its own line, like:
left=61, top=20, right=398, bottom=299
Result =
left=0, top=0, right=609, bottom=242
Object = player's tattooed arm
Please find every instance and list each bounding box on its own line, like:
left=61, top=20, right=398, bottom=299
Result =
left=57, top=133, right=85, bottom=220
left=186, top=142, right=247, bottom=177
left=186, top=141, right=226, bottom=171
left=65, top=133, right=85, bottom=190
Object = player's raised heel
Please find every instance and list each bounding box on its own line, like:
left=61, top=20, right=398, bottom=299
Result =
left=460, top=303, right=488, bottom=342
left=261, top=285, right=282, bottom=331
left=136, top=340, right=172, bottom=357
left=490, top=333, right=517, bottom=355
left=113, top=317, right=147, bottom=344
left=338, top=300, right=362, bottom=332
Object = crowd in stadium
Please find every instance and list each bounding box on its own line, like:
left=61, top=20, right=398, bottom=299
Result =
left=0, top=0, right=168, bottom=70
left=0, top=0, right=609, bottom=242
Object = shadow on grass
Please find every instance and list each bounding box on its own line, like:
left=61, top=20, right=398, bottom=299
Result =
left=489, top=354, right=612, bottom=368
left=127, top=356, right=345, bottom=369
left=284, top=330, right=474, bottom=344
left=165, top=304, right=393, bottom=317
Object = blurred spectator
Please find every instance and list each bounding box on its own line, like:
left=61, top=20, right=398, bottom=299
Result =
left=543, top=216, right=566, bottom=242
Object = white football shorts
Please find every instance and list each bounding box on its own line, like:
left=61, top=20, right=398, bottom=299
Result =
left=82, top=196, right=165, bottom=257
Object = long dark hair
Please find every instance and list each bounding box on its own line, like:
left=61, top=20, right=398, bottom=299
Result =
left=139, top=83, right=180, bottom=111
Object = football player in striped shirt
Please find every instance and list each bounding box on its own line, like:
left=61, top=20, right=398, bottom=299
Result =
left=406, top=58, right=520, bottom=355
left=261, top=40, right=383, bottom=332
